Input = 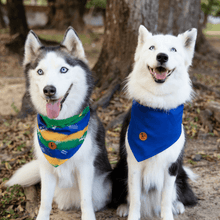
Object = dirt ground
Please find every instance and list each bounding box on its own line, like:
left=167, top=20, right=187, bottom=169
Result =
left=0, top=29, right=220, bottom=220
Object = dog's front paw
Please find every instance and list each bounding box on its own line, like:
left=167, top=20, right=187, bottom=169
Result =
left=128, top=212, right=140, bottom=220
left=161, top=211, right=174, bottom=220
left=81, top=212, right=96, bottom=220
left=36, top=214, right=50, bottom=220
left=116, top=204, right=129, bottom=217
left=175, top=201, right=185, bottom=214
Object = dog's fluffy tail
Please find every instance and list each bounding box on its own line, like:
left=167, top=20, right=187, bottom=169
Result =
left=6, top=160, right=40, bottom=187
left=176, top=165, right=198, bottom=207
left=183, top=166, right=198, bottom=182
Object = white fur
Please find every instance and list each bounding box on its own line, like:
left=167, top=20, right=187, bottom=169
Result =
left=183, top=166, right=198, bottom=182
left=61, top=27, right=87, bottom=63
left=124, top=127, right=185, bottom=220
left=28, top=52, right=88, bottom=119
left=118, top=25, right=197, bottom=220
left=126, top=25, right=197, bottom=110
left=6, top=160, right=40, bottom=187
left=6, top=28, right=111, bottom=220
left=23, top=31, right=42, bottom=66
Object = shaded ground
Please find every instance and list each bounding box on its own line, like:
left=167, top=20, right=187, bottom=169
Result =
left=0, top=28, right=220, bottom=220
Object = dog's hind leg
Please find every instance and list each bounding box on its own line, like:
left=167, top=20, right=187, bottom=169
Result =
left=161, top=163, right=178, bottom=220
left=77, top=162, right=96, bottom=220
left=37, top=165, right=56, bottom=220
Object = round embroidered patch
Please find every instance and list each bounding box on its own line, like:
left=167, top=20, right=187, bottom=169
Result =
left=48, top=142, right=57, bottom=150
left=139, top=132, right=147, bottom=141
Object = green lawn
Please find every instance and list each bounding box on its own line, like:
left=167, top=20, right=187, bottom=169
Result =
left=204, top=23, right=220, bottom=32
left=38, top=34, right=64, bottom=43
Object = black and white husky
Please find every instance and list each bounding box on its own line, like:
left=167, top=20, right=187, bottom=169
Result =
left=6, top=27, right=112, bottom=220
left=111, top=25, right=198, bottom=220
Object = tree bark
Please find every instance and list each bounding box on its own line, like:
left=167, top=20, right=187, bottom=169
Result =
left=50, top=0, right=87, bottom=31
left=6, top=0, right=29, bottom=36
left=0, top=1, right=6, bottom=28
left=93, top=0, right=201, bottom=90
left=93, top=0, right=217, bottom=108
left=46, top=0, right=56, bottom=28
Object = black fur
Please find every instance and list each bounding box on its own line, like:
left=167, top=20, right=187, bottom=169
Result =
left=92, top=107, right=112, bottom=175
left=111, top=108, right=197, bottom=209
left=169, top=162, right=179, bottom=176
left=110, top=109, right=131, bottom=207
left=175, top=148, right=198, bottom=207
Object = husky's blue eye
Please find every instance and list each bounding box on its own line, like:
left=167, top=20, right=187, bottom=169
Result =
left=37, top=69, right=44, bottom=75
left=60, top=67, right=68, bottom=73
left=171, top=47, right=177, bottom=52
left=149, top=46, right=155, bottom=50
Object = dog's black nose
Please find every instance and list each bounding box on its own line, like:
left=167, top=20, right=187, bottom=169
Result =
left=43, top=85, right=56, bottom=97
left=156, top=53, right=169, bottom=64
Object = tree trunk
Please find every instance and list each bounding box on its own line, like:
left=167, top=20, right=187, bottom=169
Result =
left=46, top=0, right=56, bottom=28
left=93, top=0, right=202, bottom=107
left=0, top=1, right=6, bottom=28
left=7, top=0, right=29, bottom=36
left=50, top=0, right=87, bottom=31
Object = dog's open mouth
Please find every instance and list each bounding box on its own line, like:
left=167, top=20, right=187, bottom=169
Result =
left=46, top=83, right=73, bottom=119
left=147, top=66, right=175, bottom=83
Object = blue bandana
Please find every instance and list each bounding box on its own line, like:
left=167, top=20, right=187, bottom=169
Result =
left=127, top=101, right=184, bottom=162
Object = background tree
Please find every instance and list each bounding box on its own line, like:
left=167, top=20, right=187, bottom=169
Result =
left=46, top=0, right=56, bottom=27
left=49, top=0, right=87, bottom=31
left=93, top=0, right=204, bottom=108
left=0, top=1, right=6, bottom=28
left=5, top=0, right=29, bottom=54
left=7, top=0, right=29, bottom=36
left=201, top=0, right=220, bottom=27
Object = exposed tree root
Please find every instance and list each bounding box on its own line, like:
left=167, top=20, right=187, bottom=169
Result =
left=92, top=79, right=121, bottom=109
left=192, top=81, right=220, bottom=97
left=17, top=91, right=36, bottom=119
left=106, top=111, right=128, bottom=130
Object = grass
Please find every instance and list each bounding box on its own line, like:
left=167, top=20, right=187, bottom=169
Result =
left=38, top=34, right=64, bottom=43
left=0, top=28, right=9, bottom=34
left=204, top=23, right=220, bottom=32
left=203, top=23, right=220, bottom=38
left=1, top=0, right=47, bottom=5
left=0, top=185, right=25, bottom=220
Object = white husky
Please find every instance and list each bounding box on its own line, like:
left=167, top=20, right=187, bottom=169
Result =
left=111, top=25, right=198, bottom=220
left=6, top=27, right=112, bottom=220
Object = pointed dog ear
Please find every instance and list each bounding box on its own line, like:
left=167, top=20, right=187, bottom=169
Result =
left=178, top=28, right=197, bottom=66
left=138, top=25, right=152, bottom=45
left=23, top=30, right=42, bottom=66
left=61, top=27, right=87, bottom=63
left=135, top=25, right=152, bottom=62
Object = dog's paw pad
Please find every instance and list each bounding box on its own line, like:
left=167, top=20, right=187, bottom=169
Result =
left=117, top=204, right=129, bottom=217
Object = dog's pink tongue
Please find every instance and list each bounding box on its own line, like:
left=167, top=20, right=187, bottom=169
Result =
left=155, top=71, right=167, bottom=80
left=46, top=99, right=61, bottom=119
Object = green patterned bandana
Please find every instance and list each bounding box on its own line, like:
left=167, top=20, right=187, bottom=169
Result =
left=37, top=106, right=90, bottom=167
